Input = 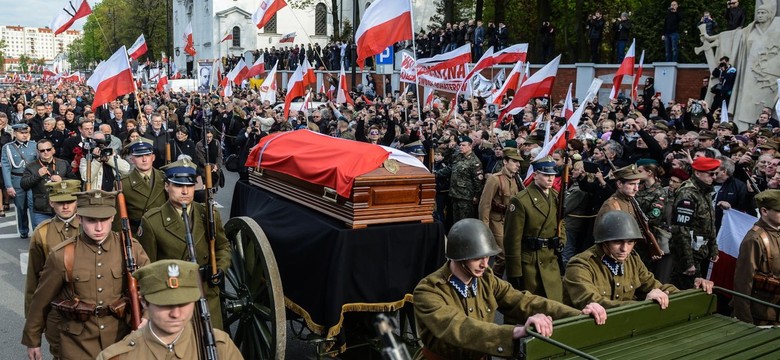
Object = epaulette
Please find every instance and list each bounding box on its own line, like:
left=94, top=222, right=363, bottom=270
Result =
left=50, top=237, right=76, bottom=252
left=32, top=217, right=54, bottom=233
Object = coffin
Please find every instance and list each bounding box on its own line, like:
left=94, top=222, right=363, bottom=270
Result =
left=246, top=130, right=435, bottom=228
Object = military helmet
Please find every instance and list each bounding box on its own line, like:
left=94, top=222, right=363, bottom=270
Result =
left=593, top=211, right=643, bottom=244
left=446, top=219, right=501, bottom=261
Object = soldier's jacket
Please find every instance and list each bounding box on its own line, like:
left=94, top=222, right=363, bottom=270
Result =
left=413, top=263, right=580, bottom=360
left=670, top=177, right=717, bottom=270
left=732, top=219, right=780, bottom=325
left=137, top=201, right=232, bottom=329
left=96, top=322, right=243, bottom=360
left=1, top=140, right=37, bottom=185
left=22, top=233, right=150, bottom=360
left=595, top=191, right=635, bottom=225
left=112, top=168, right=167, bottom=233
left=563, top=245, right=679, bottom=309
left=503, top=183, right=565, bottom=302
left=437, top=151, right=484, bottom=200
left=478, top=167, right=520, bottom=225
left=636, top=182, right=668, bottom=228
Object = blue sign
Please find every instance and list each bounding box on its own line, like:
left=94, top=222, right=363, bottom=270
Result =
left=375, top=46, right=394, bottom=65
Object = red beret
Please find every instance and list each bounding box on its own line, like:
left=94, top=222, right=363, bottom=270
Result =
left=668, top=168, right=690, bottom=181
left=691, top=157, right=721, bottom=171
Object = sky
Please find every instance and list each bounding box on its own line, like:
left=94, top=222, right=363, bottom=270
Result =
left=1, top=0, right=90, bottom=30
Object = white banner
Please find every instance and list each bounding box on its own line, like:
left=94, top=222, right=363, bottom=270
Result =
left=399, top=53, right=467, bottom=93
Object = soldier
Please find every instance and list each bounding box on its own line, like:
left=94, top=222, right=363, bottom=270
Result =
left=96, top=259, right=243, bottom=359
left=23, top=179, right=81, bottom=360
left=564, top=211, right=712, bottom=310
left=137, top=159, right=232, bottom=330
left=733, top=190, right=780, bottom=325
left=22, top=190, right=150, bottom=360
left=635, top=159, right=674, bottom=282
left=594, top=163, right=645, bottom=223
left=413, top=219, right=606, bottom=360
left=113, top=138, right=167, bottom=234
left=478, top=147, right=522, bottom=277
left=1, top=123, right=38, bottom=238
left=670, top=157, right=721, bottom=289
left=504, top=156, right=566, bottom=302
left=21, top=139, right=75, bottom=229
left=436, top=136, right=484, bottom=223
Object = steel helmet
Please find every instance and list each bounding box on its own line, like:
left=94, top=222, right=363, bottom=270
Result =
left=446, top=219, right=501, bottom=261
left=593, top=210, right=643, bottom=244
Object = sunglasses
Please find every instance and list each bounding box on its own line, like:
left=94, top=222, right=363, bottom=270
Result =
left=369, top=131, right=380, bottom=135
left=38, top=147, right=54, bottom=152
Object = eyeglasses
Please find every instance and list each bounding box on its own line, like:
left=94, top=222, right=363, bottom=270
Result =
left=369, top=131, right=380, bottom=135
left=38, top=148, right=54, bottom=152
left=708, top=171, right=719, bottom=176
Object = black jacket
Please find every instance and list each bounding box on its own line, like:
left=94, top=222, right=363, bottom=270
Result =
left=714, top=176, right=755, bottom=229
left=20, top=157, right=75, bottom=213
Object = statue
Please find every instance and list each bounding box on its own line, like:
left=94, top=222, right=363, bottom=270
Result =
left=699, top=0, right=780, bottom=126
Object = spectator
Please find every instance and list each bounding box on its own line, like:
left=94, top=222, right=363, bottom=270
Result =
left=539, top=21, right=555, bottom=62
left=726, top=0, right=745, bottom=30
left=613, top=12, right=632, bottom=63
left=698, top=11, right=717, bottom=36
left=587, top=11, right=606, bottom=63
left=662, top=1, right=683, bottom=62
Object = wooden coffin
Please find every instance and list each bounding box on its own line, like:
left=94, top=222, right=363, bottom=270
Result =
left=248, top=161, right=435, bottom=228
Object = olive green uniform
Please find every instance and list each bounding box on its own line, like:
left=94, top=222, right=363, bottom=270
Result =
left=438, top=152, right=484, bottom=222
left=732, top=219, right=780, bottom=325
left=503, top=183, right=565, bottom=303
left=670, top=177, right=717, bottom=289
left=113, top=168, right=167, bottom=233
left=96, top=322, right=243, bottom=360
left=478, top=167, right=520, bottom=277
left=413, top=263, right=581, bottom=360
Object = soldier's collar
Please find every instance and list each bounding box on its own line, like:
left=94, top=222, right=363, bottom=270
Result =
left=601, top=256, right=624, bottom=276
left=447, top=273, right=478, bottom=299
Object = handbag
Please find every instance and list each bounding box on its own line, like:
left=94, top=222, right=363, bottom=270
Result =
left=710, top=83, right=723, bottom=94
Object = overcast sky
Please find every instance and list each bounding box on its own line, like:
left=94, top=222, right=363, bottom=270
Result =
left=1, top=0, right=90, bottom=30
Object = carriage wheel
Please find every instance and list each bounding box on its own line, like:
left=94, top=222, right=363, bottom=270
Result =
left=221, top=217, right=286, bottom=359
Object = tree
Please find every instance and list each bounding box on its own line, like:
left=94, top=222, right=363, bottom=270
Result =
left=19, top=54, right=30, bottom=73
left=0, top=39, right=7, bottom=70
left=80, top=0, right=168, bottom=62
left=290, top=0, right=340, bottom=40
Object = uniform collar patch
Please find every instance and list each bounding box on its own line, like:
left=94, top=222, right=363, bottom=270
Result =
left=448, top=274, right=478, bottom=298
left=602, top=256, right=624, bottom=276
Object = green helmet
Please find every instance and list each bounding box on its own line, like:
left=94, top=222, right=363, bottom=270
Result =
left=446, top=219, right=501, bottom=261
left=593, top=211, right=643, bottom=244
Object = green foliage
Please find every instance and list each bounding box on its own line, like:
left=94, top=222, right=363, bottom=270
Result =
left=19, top=54, right=30, bottom=73
left=0, top=39, right=6, bottom=69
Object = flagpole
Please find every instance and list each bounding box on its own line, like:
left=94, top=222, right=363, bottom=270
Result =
left=408, top=0, right=422, bottom=120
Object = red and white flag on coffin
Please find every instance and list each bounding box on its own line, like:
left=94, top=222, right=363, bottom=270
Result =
left=259, top=61, right=278, bottom=104
left=631, top=50, right=645, bottom=101
left=279, top=32, right=296, bottom=43
left=227, top=59, right=249, bottom=85
left=336, top=63, right=355, bottom=106
left=466, top=43, right=528, bottom=81
left=499, top=55, right=561, bottom=122
left=184, top=22, right=196, bottom=56
left=283, top=65, right=306, bottom=119
left=709, top=209, right=757, bottom=290
left=355, top=0, right=412, bottom=69
left=247, top=54, right=266, bottom=78
left=423, top=87, right=435, bottom=108
left=87, top=46, right=135, bottom=109
left=253, top=0, right=287, bottom=29
left=156, top=75, right=168, bottom=93
left=220, top=31, right=233, bottom=43
left=416, top=44, right=472, bottom=75
left=488, top=61, right=523, bottom=104
left=51, top=0, right=92, bottom=36
left=301, top=56, right=316, bottom=87
left=127, top=34, right=148, bottom=60
left=610, top=39, right=636, bottom=100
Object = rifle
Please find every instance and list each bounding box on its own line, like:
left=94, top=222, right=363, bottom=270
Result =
left=112, top=155, right=142, bottom=330
left=556, top=130, right=570, bottom=242
left=202, top=124, right=218, bottom=283
left=83, top=141, right=93, bottom=191
left=743, top=167, right=760, bottom=193
left=181, top=203, right=219, bottom=360
left=165, top=128, right=172, bottom=165
left=602, top=151, right=664, bottom=260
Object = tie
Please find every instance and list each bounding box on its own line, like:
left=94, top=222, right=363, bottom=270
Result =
left=143, top=175, right=150, bottom=186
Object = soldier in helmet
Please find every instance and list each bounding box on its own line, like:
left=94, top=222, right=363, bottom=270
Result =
left=564, top=211, right=713, bottom=310
left=413, top=219, right=607, bottom=360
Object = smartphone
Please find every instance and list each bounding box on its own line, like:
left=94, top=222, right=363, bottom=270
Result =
left=584, top=162, right=600, bottom=174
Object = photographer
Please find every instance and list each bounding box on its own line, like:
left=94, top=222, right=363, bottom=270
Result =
left=235, top=117, right=270, bottom=182
left=711, top=56, right=736, bottom=106
left=587, top=11, right=606, bottom=63
left=726, top=0, right=745, bottom=30
left=78, top=131, right=130, bottom=191
left=613, top=12, right=633, bottom=63
left=698, top=11, right=718, bottom=36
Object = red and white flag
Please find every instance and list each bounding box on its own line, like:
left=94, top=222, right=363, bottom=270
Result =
left=301, top=56, right=316, bottom=87
left=247, top=54, right=266, bottom=78
left=720, top=100, right=730, bottom=123
left=259, top=61, right=279, bottom=104
left=355, top=0, right=412, bottom=69
left=184, top=22, right=196, bottom=56
left=62, top=71, right=83, bottom=83
left=466, top=43, right=528, bottom=82
left=326, top=85, right=336, bottom=101
left=631, top=50, right=645, bottom=101
left=51, top=0, right=92, bottom=36
left=87, top=46, right=135, bottom=109
left=610, top=39, right=635, bottom=100
left=283, top=65, right=306, bottom=119
left=561, top=83, right=575, bottom=120
left=499, top=55, right=561, bottom=121
left=488, top=61, right=523, bottom=104
left=220, top=31, right=234, bottom=43
left=161, top=52, right=168, bottom=63
left=127, top=34, right=148, bottom=60
left=417, top=44, right=472, bottom=75
left=279, top=32, right=296, bottom=43
left=227, top=59, right=249, bottom=85
left=253, top=0, right=287, bottom=29
left=222, top=80, right=233, bottom=97
left=710, top=209, right=757, bottom=290
left=423, top=87, right=435, bottom=108
left=301, top=91, right=312, bottom=114
left=336, top=63, right=355, bottom=106
left=156, top=75, right=169, bottom=93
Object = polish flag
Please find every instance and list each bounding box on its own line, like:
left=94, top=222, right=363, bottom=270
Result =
left=326, top=85, right=336, bottom=101
left=319, top=81, right=326, bottom=95
left=127, top=34, right=148, bottom=60
left=301, top=56, right=316, bottom=87
left=561, top=83, right=575, bottom=120
left=279, top=32, right=296, bottom=43
left=336, top=63, right=355, bottom=106
left=423, top=87, right=435, bottom=108
left=445, top=98, right=457, bottom=125
left=259, top=61, right=278, bottom=104
left=499, top=55, right=561, bottom=122
left=227, top=59, right=249, bottom=85
left=283, top=65, right=306, bottom=119
left=247, top=54, right=266, bottom=78
left=220, top=31, right=233, bottom=43
left=631, top=50, right=645, bottom=101
left=63, top=71, right=83, bottom=83
left=301, top=91, right=312, bottom=114
left=253, top=0, right=287, bottom=29
left=51, top=0, right=92, bottom=36
left=222, top=80, right=233, bottom=97
left=709, top=209, right=756, bottom=290
left=355, top=0, right=412, bottom=69
left=184, top=22, right=196, bottom=56
left=416, top=44, right=472, bottom=75
left=610, top=39, right=635, bottom=100
left=156, top=75, right=169, bottom=93
left=87, top=46, right=135, bottom=109
left=488, top=61, right=523, bottom=104
left=466, top=43, right=528, bottom=82
left=161, top=52, right=168, bottom=63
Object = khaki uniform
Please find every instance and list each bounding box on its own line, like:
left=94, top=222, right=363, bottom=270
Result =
left=503, top=183, right=565, bottom=303
left=22, top=233, right=150, bottom=360
left=113, top=168, right=167, bottom=233
left=732, top=219, right=780, bottom=325
left=24, top=216, right=80, bottom=358
left=595, top=191, right=635, bottom=224
left=563, top=245, right=678, bottom=309
left=478, top=167, right=520, bottom=277
left=670, top=177, right=717, bottom=289
left=413, top=263, right=580, bottom=360
left=137, top=202, right=232, bottom=329
left=96, top=322, right=243, bottom=360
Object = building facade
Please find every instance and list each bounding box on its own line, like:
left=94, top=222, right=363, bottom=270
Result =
left=0, top=26, right=81, bottom=71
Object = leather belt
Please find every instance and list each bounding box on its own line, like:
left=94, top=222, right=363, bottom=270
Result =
left=94, top=306, right=112, bottom=317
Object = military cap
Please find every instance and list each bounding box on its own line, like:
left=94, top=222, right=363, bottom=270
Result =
left=652, top=122, right=670, bottom=132
left=503, top=148, right=523, bottom=161
left=457, top=136, right=472, bottom=144
left=502, top=140, right=518, bottom=149
left=134, top=259, right=201, bottom=306
left=403, top=141, right=426, bottom=156
left=719, top=122, right=736, bottom=132
left=636, top=158, right=659, bottom=167
left=668, top=168, right=690, bottom=181
left=612, top=164, right=646, bottom=180
left=757, top=140, right=779, bottom=151
left=437, top=136, right=451, bottom=144
left=46, top=180, right=81, bottom=202
left=161, top=158, right=197, bottom=185
left=11, top=123, right=30, bottom=131
left=23, top=108, right=35, bottom=115
left=532, top=156, right=556, bottom=175
left=524, top=134, right=543, bottom=145
left=758, top=128, right=773, bottom=138
left=691, top=157, right=721, bottom=172
left=74, top=190, right=118, bottom=218
left=756, top=190, right=780, bottom=211
left=123, top=137, right=154, bottom=156
left=698, top=130, right=716, bottom=140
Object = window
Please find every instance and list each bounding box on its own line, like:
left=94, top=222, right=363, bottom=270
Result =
left=232, top=26, right=241, bottom=47
left=264, top=14, right=277, bottom=33
left=315, top=3, right=327, bottom=36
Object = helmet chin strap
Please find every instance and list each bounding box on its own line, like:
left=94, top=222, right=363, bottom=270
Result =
left=460, top=261, right=478, bottom=280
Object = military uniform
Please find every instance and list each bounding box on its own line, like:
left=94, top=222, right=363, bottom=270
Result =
left=22, top=190, right=150, bottom=360
left=670, top=177, right=717, bottom=289
left=437, top=137, right=484, bottom=223
left=1, top=124, right=38, bottom=237
left=95, top=322, right=242, bottom=360
left=113, top=138, right=167, bottom=233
